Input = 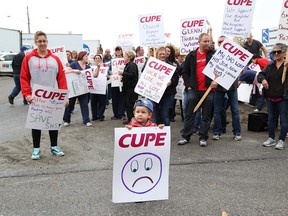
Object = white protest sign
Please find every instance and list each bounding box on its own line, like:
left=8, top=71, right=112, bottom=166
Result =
left=138, top=13, right=165, bottom=47
left=175, top=77, right=184, bottom=100
left=221, top=0, right=256, bottom=37
left=50, top=46, right=68, bottom=69
left=277, top=0, right=288, bottom=43
left=238, top=83, right=253, bottom=103
left=90, top=66, right=108, bottom=95
left=134, top=56, right=146, bottom=79
left=26, top=84, right=69, bottom=130
left=65, top=69, right=93, bottom=98
left=111, top=58, right=125, bottom=87
left=113, top=126, right=171, bottom=203
left=180, top=17, right=206, bottom=55
left=203, top=37, right=253, bottom=90
left=116, top=33, right=134, bottom=51
left=134, top=57, right=176, bottom=103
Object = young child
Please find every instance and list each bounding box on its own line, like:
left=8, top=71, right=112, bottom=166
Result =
left=125, top=98, right=164, bottom=129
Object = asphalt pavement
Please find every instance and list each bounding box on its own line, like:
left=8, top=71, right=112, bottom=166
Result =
left=0, top=76, right=288, bottom=216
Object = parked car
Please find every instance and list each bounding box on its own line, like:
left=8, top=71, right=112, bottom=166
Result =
left=0, top=52, right=17, bottom=76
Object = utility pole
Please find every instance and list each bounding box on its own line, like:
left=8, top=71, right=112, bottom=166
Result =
left=27, top=6, right=30, bottom=33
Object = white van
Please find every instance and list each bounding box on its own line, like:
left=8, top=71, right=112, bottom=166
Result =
left=0, top=52, right=17, bottom=76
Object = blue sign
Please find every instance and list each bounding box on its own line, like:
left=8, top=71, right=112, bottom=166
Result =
left=262, top=29, right=269, bottom=44
left=83, top=43, right=90, bottom=55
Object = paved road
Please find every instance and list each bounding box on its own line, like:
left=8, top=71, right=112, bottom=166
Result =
left=0, top=76, right=288, bottom=216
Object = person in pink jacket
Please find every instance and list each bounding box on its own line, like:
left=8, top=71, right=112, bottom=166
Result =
left=20, top=30, right=68, bottom=160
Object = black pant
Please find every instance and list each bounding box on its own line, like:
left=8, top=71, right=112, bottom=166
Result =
left=32, top=129, right=58, bottom=148
left=124, top=90, right=138, bottom=121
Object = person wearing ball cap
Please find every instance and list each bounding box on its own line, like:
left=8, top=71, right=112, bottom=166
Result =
left=125, top=98, right=164, bottom=129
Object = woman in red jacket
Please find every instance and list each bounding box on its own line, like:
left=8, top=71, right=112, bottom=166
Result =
left=20, top=31, right=68, bottom=160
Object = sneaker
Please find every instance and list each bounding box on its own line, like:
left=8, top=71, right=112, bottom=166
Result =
left=275, top=140, right=285, bottom=150
left=254, top=108, right=260, bottom=112
left=85, top=122, right=92, bottom=127
left=212, top=134, right=220, bottom=140
left=31, top=148, right=41, bottom=160
left=263, top=137, right=276, bottom=147
left=199, top=139, right=207, bottom=147
left=63, top=122, right=70, bottom=126
left=8, top=95, right=14, bottom=105
left=50, top=146, right=64, bottom=156
left=178, top=138, right=188, bottom=145
left=234, top=135, right=242, bottom=141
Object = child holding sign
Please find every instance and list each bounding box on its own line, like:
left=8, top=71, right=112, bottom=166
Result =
left=125, top=98, right=164, bottom=129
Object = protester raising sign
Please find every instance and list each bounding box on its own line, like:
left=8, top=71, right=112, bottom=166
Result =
left=134, top=57, right=176, bottom=103
left=26, top=84, right=69, bottom=130
left=113, top=126, right=171, bottom=203
left=179, top=17, right=207, bottom=55
left=203, top=37, right=253, bottom=90
left=221, top=0, right=256, bottom=37
left=138, top=13, right=166, bottom=47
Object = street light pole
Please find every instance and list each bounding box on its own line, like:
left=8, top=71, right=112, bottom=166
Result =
left=27, top=6, right=30, bottom=33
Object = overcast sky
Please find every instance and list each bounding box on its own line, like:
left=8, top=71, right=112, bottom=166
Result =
left=0, top=0, right=282, bottom=51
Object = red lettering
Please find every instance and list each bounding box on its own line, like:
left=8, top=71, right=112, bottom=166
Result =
left=134, top=58, right=145, bottom=64
left=182, top=19, right=204, bottom=28
left=223, top=42, right=249, bottom=61
left=119, top=134, right=130, bottom=148
left=50, top=47, right=64, bottom=53
left=100, top=68, right=106, bottom=74
left=35, top=89, right=67, bottom=100
left=118, top=132, right=167, bottom=148
left=227, top=0, right=252, bottom=6
left=85, top=71, right=93, bottom=89
left=148, top=61, right=173, bottom=75
left=140, top=15, right=161, bottom=23
left=285, top=0, right=288, bottom=8
left=155, top=133, right=166, bottom=146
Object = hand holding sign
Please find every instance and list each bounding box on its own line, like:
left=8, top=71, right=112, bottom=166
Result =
left=194, top=38, right=252, bottom=112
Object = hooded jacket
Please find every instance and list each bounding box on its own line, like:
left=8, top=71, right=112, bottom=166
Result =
left=20, top=49, right=67, bottom=98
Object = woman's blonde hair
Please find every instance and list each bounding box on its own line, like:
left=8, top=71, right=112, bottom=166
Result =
left=34, top=31, right=47, bottom=42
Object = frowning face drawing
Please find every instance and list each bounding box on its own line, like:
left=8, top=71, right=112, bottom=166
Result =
left=121, top=152, right=162, bottom=194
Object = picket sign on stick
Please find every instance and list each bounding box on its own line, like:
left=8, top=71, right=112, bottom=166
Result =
left=193, top=86, right=212, bottom=113
left=281, top=52, right=288, bottom=84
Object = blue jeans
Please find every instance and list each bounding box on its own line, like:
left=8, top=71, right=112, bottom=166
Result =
left=152, top=94, right=175, bottom=126
left=266, top=99, right=288, bottom=141
left=182, top=89, right=214, bottom=141
left=213, top=89, right=241, bottom=136
left=11, top=74, right=27, bottom=104
left=183, top=90, right=201, bottom=130
left=63, top=93, right=90, bottom=124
